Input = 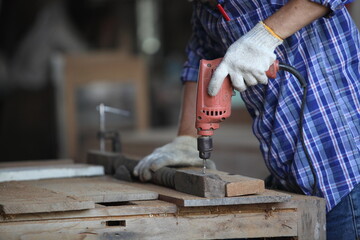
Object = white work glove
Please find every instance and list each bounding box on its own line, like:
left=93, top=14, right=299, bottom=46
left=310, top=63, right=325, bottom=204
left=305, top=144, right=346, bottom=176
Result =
left=133, top=136, right=216, bottom=182
left=208, top=22, right=283, bottom=95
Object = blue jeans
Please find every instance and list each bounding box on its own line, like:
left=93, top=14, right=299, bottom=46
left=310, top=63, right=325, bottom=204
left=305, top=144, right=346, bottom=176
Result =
left=326, top=183, right=360, bottom=240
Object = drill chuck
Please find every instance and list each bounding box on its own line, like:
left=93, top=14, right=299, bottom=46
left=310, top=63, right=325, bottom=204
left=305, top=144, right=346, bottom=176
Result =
left=197, top=136, right=213, bottom=159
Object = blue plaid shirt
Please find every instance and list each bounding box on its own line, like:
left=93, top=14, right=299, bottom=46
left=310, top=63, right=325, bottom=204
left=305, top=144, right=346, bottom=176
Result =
left=181, top=0, right=360, bottom=211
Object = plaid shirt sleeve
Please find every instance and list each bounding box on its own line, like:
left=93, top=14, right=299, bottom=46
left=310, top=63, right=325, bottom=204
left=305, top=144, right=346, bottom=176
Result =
left=310, top=0, right=353, bottom=16
left=180, top=36, right=203, bottom=82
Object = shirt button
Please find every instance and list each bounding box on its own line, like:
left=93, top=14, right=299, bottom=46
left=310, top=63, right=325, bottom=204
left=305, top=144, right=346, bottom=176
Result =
left=255, top=110, right=260, bottom=116
left=222, top=38, right=226, bottom=43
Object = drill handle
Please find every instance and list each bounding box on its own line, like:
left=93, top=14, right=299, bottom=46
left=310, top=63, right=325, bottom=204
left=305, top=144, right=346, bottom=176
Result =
left=266, top=60, right=279, bottom=79
left=213, top=58, right=279, bottom=79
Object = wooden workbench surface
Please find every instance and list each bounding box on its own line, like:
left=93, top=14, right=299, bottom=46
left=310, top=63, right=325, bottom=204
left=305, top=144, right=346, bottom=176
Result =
left=0, top=175, right=326, bottom=240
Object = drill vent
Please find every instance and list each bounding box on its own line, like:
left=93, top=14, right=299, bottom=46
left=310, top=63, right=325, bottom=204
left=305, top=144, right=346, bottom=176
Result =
left=203, top=110, right=226, bottom=116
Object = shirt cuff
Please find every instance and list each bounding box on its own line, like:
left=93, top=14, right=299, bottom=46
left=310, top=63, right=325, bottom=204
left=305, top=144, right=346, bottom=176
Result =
left=309, top=0, right=347, bottom=16
left=181, top=65, right=199, bottom=83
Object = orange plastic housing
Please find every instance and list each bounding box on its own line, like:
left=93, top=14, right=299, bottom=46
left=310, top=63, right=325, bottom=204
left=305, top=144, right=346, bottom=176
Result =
left=196, top=58, right=233, bottom=136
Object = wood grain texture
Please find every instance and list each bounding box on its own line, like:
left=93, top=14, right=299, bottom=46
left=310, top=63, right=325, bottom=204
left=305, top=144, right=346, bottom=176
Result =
left=0, top=181, right=94, bottom=214
left=0, top=186, right=325, bottom=239
left=0, top=200, right=178, bottom=223
left=174, top=170, right=226, bottom=197
left=0, top=176, right=158, bottom=215
left=209, top=169, right=265, bottom=197
left=0, top=209, right=297, bottom=240
left=276, top=194, right=326, bottom=240
left=175, top=169, right=265, bottom=197
left=87, top=152, right=265, bottom=198
left=26, top=176, right=158, bottom=203
left=122, top=181, right=291, bottom=207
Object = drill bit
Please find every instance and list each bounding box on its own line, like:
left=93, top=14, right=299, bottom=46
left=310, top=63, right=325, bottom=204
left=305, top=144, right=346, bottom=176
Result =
left=202, top=159, right=206, bottom=174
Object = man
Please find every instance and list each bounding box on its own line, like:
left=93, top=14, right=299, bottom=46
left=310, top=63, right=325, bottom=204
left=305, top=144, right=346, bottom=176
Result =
left=134, top=0, right=360, bottom=238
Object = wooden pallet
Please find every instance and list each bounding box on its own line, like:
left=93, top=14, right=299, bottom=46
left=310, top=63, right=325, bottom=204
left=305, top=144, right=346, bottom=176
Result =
left=0, top=195, right=325, bottom=240
left=0, top=176, right=326, bottom=240
left=0, top=161, right=325, bottom=240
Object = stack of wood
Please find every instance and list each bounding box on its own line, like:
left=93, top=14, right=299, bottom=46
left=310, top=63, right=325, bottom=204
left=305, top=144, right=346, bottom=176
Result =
left=0, top=158, right=325, bottom=240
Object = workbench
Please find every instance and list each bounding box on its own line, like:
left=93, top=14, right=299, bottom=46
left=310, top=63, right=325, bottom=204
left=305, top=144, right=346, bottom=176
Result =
left=0, top=171, right=326, bottom=240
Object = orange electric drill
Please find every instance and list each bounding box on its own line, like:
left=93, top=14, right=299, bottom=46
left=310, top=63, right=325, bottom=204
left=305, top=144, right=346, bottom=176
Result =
left=195, top=58, right=279, bottom=174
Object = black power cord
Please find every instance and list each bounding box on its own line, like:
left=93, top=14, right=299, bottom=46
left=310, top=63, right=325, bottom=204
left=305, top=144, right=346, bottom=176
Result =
left=278, top=63, right=318, bottom=195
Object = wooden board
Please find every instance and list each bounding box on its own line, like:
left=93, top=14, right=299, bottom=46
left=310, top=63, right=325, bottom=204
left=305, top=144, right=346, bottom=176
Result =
left=210, top=169, right=265, bottom=196
left=87, top=151, right=265, bottom=198
left=277, top=194, right=327, bottom=240
left=0, top=195, right=326, bottom=240
left=26, top=176, right=158, bottom=203
left=0, top=164, right=104, bottom=182
left=121, top=181, right=291, bottom=207
left=0, top=210, right=297, bottom=240
left=0, top=199, right=299, bottom=240
left=175, top=169, right=265, bottom=197
left=0, top=176, right=158, bottom=215
left=0, top=200, right=178, bottom=222
left=0, top=181, right=94, bottom=214
left=0, top=187, right=325, bottom=240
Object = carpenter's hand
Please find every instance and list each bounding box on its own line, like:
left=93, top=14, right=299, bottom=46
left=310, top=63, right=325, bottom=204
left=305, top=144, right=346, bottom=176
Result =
left=208, top=22, right=283, bottom=95
left=133, top=136, right=216, bottom=182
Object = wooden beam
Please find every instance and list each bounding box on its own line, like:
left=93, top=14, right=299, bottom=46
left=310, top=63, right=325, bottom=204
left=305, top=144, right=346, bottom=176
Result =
left=0, top=205, right=297, bottom=240
left=174, top=169, right=265, bottom=197
left=277, top=194, right=326, bottom=240
left=122, top=181, right=291, bottom=207
left=174, top=170, right=227, bottom=198
left=87, top=151, right=265, bottom=198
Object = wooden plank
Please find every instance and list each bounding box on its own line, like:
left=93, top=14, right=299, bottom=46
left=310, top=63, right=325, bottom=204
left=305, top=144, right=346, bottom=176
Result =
left=0, top=209, right=297, bottom=240
left=175, top=169, right=265, bottom=197
left=0, top=181, right=94, bottom=214
left=0, top=164, right=104, bottom=182
left=276, top=193, right=326, bottom=240
left=87, top=151, right=265, bottom=197
left=174, top=170, right=227, bottom=197
left=0, top=200, right=178, bottom=223
left=26, top=176, right=158, bottom=203
left=212, top=170, right=265, bottom=197
left=121, top=181, right=291, bottom=207
left=0, top=190, right=325, bottom=239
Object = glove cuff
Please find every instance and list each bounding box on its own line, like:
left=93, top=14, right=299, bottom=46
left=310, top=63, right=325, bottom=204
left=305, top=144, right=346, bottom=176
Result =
left=244, top=22, right=283, bottom=50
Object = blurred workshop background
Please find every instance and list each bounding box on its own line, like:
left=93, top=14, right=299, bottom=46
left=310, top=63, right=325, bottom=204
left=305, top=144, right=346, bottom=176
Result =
left=0, top=0, right=359, bottom=179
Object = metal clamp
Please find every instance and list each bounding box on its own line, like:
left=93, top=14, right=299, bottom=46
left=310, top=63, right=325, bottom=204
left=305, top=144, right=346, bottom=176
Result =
left=97, top=103, right=130, bottom=152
